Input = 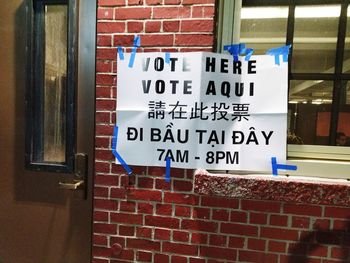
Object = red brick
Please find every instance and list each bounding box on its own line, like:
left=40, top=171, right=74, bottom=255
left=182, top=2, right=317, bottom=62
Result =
left=209, top=234, right=227, bottom=246
left=201, top=196, right=238, bottom=209
left=313, top=218, right=330, bottom=230
left=292, top=216, right=310, bottom=229
left=249, top=212, right=267, bottom=224
left=96, top=124, right=114, bottom=136
left=163, top=242, right=198, bottom=256
left=153, top=7, right=191, bottom=19
left=96, top=48, right=116, bottom=59
left=137, top=202, right=154, bottom=214
left=221, top=223, right=258, bottom=237
left=175, top=34, right=213, bottom=46
left=242, top=200, right=281, bottom=213
left=94, top=223, right=117, bottom=234
left=110, top=188, right=127, bottom=199
left=138, top=177, right=154, bottom=188
left=325, top=207, right=350, bottom=219
left=94, top=211, right=109, bottom=221
left=248, top=238, right=266, bottom=251
left=137, top=251, right=152, bottom=262
left=94, top=186, right=109, bottom=197
left=182, top=0, right=214, bottom=4
left=115, top=7, right=152, bottom=19
left=127, top=21, right=144, bottom=32
left=163, top=21, right=180, bottom=32
left=113, top=35, right=135, bottom=46
left=156, top=204, right=173, bottom=216
left=260, top=227, right=298, bottom=241
left=154, top=254, right=169, bottom=263
left=119, top=201, right=136, bottom=212
left=127, top=189, right=162, bottom=202
left=193, top=207, right=210, bottom=219
left=181, top=20, right=213, bottom=32
left=268, top=240, right=286, bottom=253
left=238, top=250, right=278, bottom=263
left=95, top=149, right=114, bottom=161
left=164, top=193, right=199, bottom=205
left=94, top=199, right=118, bottom=210
left=331, top=246, right=349, bottom=259
left=270, top=214, right=288, bottom=227
left=191, top=233, right=208, bottom=244
left=93, top=234, right=108, bottom=246
left=212, top=209, right=229, bottom=221
left=95, top=137, right=110, bottom=149
left=145, top=215, right=180, bottom=228
left=192, top=6, right=215, bottom=18
left=284, top=204, right=322, bottom=216
left=175, top=205, right=191, bottom=217
left=141, top=34, right=174, bottom=46
left=189, top=258, right=206, bottom=263
left=127, top=238, right=160, bottom=251
left=97, top=22, right=125, bottom=33
left=119, top=225, right=135, bottom=236
left=98, top=8, right=114, bottom=19
left=155, top=228, right=171, bottom=240
left=230, top=211, right=247, bottom=223
left=181, top=219, right=218, bottom=233
left=155, top=178, right=172, bottom=190
left=96, top=74, right=116, bottom=86
left=97, top=35, right=113, bottom=47
left=93, top=246, right=112, bottom=258
left=96, top=86, right=112, bottom=98
left=199, top=246, right=237, bottom=260
left=99, top=0, right=126, bottom=6
left=173, top=180, right=193, bottom=192
left=110, top=213, right=143, bottom=224
left=136, top=227, right=152, bottom=238
left=308, top=245, right=328, bottom=258
left=173, top=230, right=189, bottom=242
left=96, top=112, right=111, bottom=123
left=145, top=21, right=161, bottom=32
left=171, top=255, right=187, bottom=263
left=128, top=0, right=144, bottom=5
left=164, top=0, right=181, bottom=4
left=228, top=236, right=245, bottom=248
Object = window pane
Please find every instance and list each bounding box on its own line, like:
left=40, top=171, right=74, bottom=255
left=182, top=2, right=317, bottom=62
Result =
left=336, top=81, right=350, bottom=146
left=288, top=80, right=333, bottom=145
left=240, top=7, right=288, bottom=55
left=41, top=5, right=67, bottom=163
left=292, top=5, right=340, bottom=73
left=342, top=7, right=350, bottom=73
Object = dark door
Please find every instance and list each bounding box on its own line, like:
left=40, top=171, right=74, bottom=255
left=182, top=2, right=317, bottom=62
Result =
left=0, top=0, right=96, bottom=262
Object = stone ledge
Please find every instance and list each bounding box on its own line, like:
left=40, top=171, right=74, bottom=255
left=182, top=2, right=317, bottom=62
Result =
left=194, top=170, right=350, bottom=206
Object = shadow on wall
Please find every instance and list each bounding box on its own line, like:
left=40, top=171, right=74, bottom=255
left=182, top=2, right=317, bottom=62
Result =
left=288, top=220, right=350, bottom=263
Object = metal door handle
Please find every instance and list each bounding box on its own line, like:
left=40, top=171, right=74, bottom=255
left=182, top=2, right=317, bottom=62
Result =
left=59, top=180, right=84, bottom=190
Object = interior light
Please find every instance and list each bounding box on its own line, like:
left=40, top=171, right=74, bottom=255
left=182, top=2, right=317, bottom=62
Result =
left=241, top=7, right=288, bottom=19
left=295, top=5, right=341, bottom=18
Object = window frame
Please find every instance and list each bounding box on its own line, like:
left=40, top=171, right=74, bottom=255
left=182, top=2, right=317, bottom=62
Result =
left=216, top=0, right=350, bottom=179
left=25, top=0, right=78, bottom=173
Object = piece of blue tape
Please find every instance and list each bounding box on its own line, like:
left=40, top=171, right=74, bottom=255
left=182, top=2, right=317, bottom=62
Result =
left=271, top=157, right=297, bottom=176
left=165, top=157, right=171, bottom=183
left=165, top=52, right=171, bottom=64
left=128, top=35, right=141, bottom=68
left=112, top=125, right=132, bottom=175
left=224, top=43, right=254, bottom=61
left=266, top=45, right=291, bottom=65
left=117, top=46, right=124, bottom=60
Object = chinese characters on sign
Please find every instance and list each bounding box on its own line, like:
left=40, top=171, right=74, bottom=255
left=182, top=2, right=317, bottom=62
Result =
left=117, top=52, right=288, bottom=171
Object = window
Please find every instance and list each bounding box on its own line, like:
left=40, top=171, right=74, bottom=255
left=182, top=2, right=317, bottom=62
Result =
left=25, top=0, right=77, bottom=172
left=216, top=0, right=350, bottom=178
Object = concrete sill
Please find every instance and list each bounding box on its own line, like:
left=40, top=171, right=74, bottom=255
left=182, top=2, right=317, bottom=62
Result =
left=194, top=170, right=350, bottom=207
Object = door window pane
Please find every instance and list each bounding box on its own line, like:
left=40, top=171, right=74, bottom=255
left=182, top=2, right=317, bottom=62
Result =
left=336, top=81, right=350, bottom=146
left=289, top=80, right=333, bottom=145
left=342, top=7, right=350, bottom=73
left=240, top=7, right=288, bottom=55
left=292, top=5, right=340, bottom=73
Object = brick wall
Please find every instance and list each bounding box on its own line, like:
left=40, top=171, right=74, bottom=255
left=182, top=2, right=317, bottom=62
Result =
left=94, top=1, right=350, bottom=262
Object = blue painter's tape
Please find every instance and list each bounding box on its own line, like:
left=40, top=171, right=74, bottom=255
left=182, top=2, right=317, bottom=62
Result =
left=224, top=43, right=254, bottom=61
left=112, top=125, right=132, bottom=175
left=165, top=157, right=171, bottom=183
left=133, top=35, right=141, bottom=47
left=165, top=52, right=171, bottom=64
left=271, top=157, right=297, bottom=176
left=117, top=46, right=124, bottom=60
left=128, top=47, right=137, bottom=68
left=245, top=48, right=254, bottom=61
left=266, top=45, right=291, bottom=66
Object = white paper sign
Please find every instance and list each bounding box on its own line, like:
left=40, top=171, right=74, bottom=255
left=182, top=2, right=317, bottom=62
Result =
left=117, top=52, right=287, bottom=171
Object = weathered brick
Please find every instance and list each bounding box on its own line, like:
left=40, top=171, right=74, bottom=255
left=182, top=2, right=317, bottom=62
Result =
left=221, top=223, right=258, bottom=237
left=145, top=21, right=161, bottom=32
left=199, top=246, right=237, bottom=260
left=175, top=34, right=213, bottom=46
left=115, top=7, right=152, bottom=19
left=241, top=200, right=281, bottom=213
left=181, top=20, right=213, bottom=32
left=260, top=227, right=299, bottom=241
left=110, top=212, right=143, bottom=224
left=201, top=196, right=238, bottom=208
left=181, top=219, right=218, bottom=233
left=127, top=189, right=162, bottom=202
left=153, top=7, right=191, bottom=19
left=154, top=228, right=171, bottom=240
left=284, top=204, right=322, bottom=216
left=163, top=242, right=198, bottom=256
left=127, top=238, right=160, bottom=251
left=97, top=22, right=125, bottom=33
left=145, top=215, right=180, bottom=228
